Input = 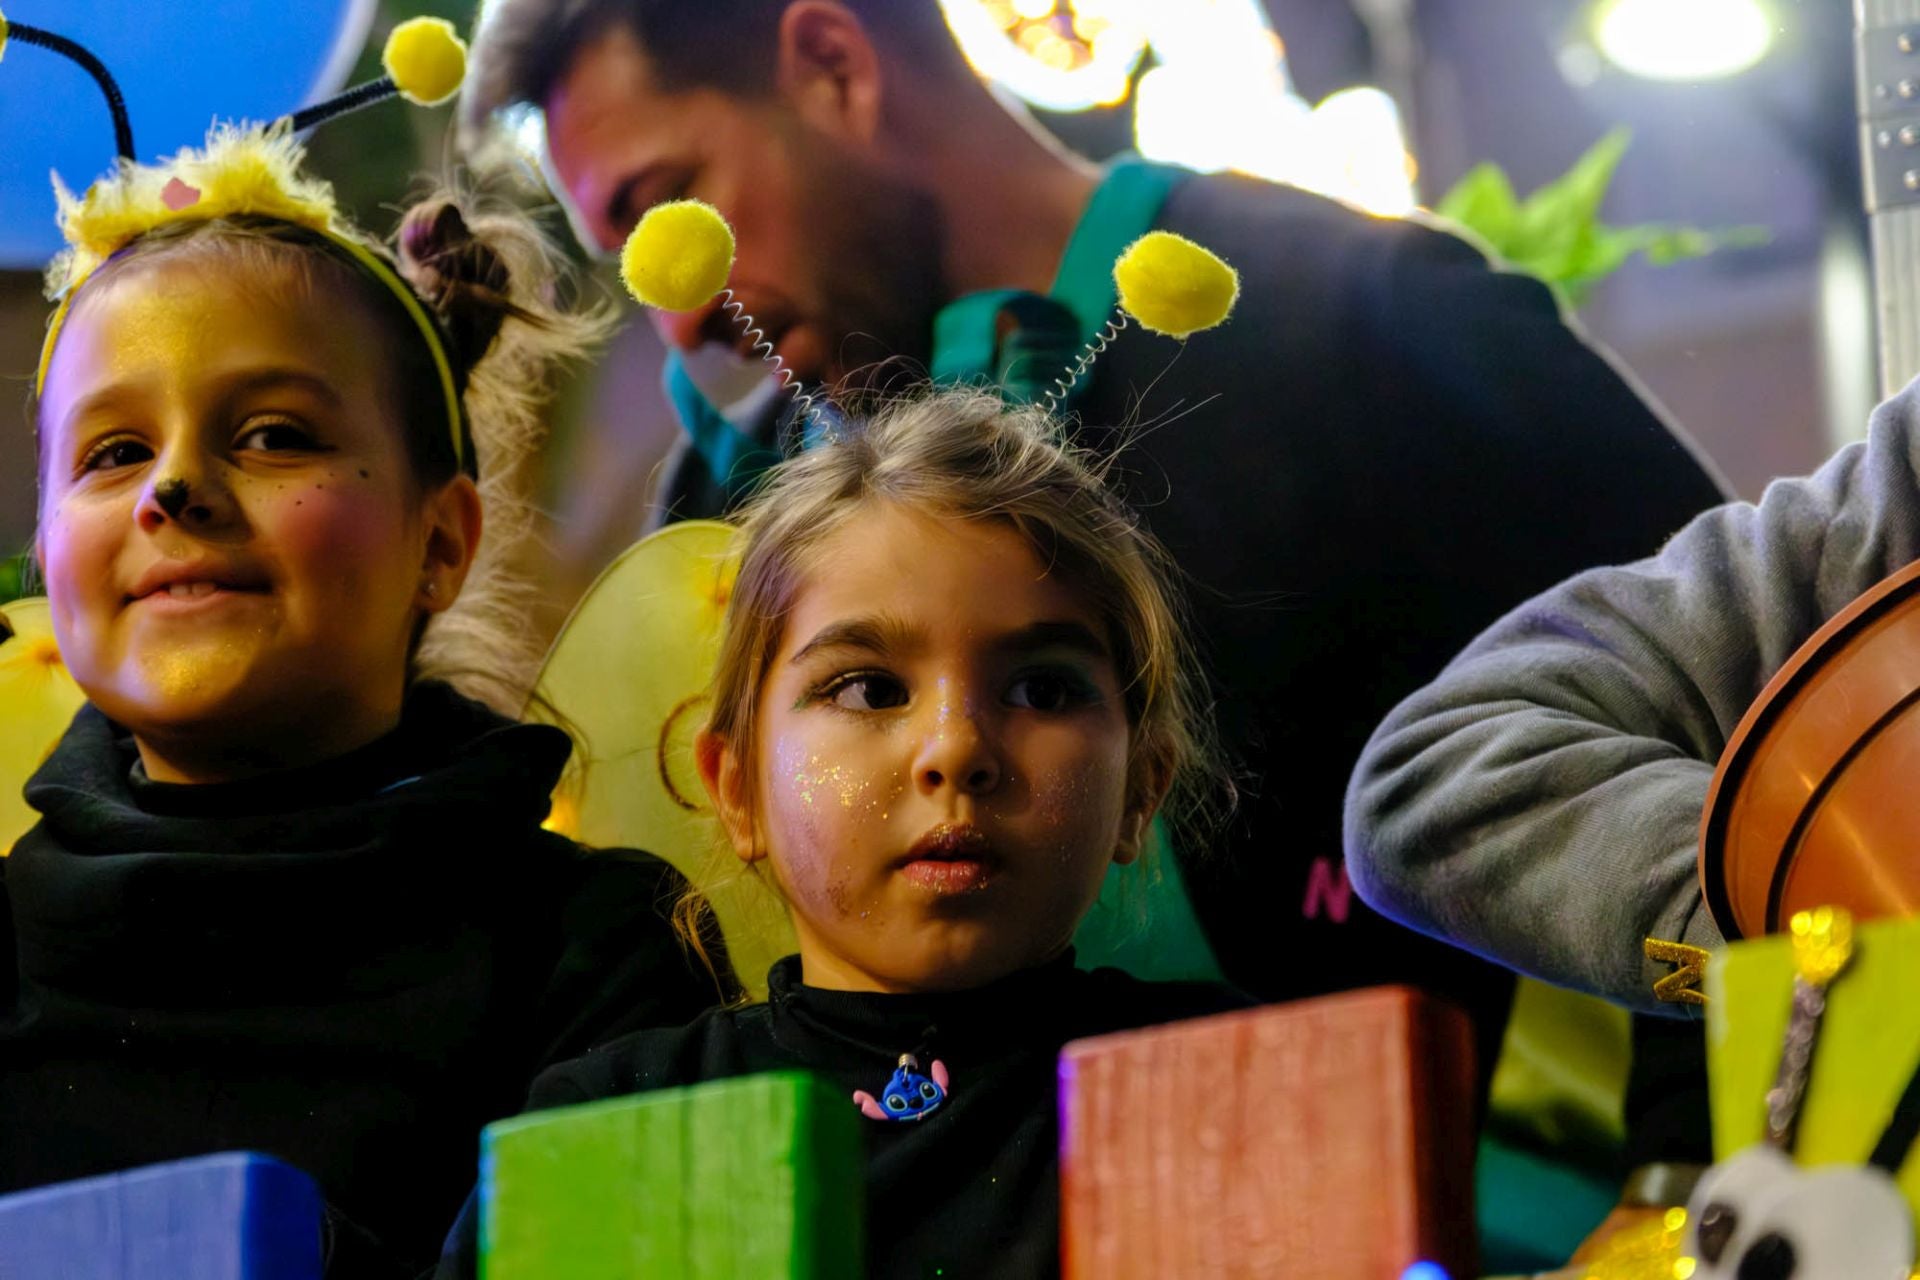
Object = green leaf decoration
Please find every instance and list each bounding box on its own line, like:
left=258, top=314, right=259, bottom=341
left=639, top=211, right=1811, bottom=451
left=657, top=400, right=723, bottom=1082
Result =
left=0, top=554, right=30, bottom=607
left=1435, top=162, right=1521, bottom=249
left=1434, top=127, right=1767, bottom=306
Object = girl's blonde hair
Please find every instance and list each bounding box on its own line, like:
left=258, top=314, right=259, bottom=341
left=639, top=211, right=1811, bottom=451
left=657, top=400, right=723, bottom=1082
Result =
left=33, top=190, right=612, bottom=714
left=677, top=385, right=1233, bottom=952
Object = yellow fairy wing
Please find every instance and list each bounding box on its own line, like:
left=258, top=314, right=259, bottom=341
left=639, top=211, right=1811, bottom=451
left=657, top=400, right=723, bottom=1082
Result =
left=526, top=522, right=793, bottom=997
left=0, top=598, right=85, bottom=855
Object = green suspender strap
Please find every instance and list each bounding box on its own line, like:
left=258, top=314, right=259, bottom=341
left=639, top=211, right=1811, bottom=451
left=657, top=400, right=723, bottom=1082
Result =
left=930, top=155, right=1189, bottom=406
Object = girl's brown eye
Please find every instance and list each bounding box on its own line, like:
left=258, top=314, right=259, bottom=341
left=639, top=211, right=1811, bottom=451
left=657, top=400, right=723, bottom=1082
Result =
left=829, top=674, right=909, bottom=711
left=235, top=422, right=319, bottom=452
left=1007, top=667, right=1098, bottom=712
left=82, top=439, right=153, bottom=473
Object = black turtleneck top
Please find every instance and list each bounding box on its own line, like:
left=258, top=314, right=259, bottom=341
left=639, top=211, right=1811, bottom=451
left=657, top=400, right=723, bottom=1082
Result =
left=0, top=683, right=725, bottom=1275
left=439, top=953, right=1246, bottom=1279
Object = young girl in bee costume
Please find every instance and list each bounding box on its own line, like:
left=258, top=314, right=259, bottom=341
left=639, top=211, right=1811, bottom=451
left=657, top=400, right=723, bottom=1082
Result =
left=438, top=213, right=1252, bottom=1279
left=1, top=16, right=720, bottom=1271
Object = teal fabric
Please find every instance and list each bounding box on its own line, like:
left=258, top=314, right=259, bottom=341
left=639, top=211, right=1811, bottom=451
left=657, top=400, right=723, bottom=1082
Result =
left=929, top=156, right=1187, bottom=407
left=661, top=355, right=784, bottom=508
left=1072, top=818, right=1222, bottom=983
left=1475, top=1133, right=1618, bottom=1274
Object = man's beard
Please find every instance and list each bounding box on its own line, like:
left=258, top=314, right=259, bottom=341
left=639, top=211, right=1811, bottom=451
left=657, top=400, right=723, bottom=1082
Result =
left=797, top=152, right=949, bottom=394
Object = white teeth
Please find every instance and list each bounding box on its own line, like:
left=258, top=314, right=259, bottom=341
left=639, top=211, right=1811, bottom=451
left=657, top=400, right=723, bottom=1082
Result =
left=165, top=581, right=218, bottom=599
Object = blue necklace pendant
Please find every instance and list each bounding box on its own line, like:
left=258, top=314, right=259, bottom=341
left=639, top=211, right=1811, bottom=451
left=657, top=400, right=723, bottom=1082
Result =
left=853, top=1053, right=949, bottom=1123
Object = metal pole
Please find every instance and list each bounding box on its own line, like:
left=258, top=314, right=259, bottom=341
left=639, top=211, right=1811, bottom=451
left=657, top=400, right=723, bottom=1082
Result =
left=1858, top=0, right=1920, bottom=394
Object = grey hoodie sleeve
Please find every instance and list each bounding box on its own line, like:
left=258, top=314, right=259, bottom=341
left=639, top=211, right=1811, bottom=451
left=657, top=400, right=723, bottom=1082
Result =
left=1343, top=383, right=1920, bottom=1014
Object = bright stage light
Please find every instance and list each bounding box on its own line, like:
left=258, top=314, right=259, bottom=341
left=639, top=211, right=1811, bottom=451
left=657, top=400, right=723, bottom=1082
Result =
left=1592, top=0, right=1775, bottom=82
left=1134, top=72, right=1415, bottom=216
left=943, top=0, right=1416, bottom=216
left=937, top=0, right=1148, bottom=112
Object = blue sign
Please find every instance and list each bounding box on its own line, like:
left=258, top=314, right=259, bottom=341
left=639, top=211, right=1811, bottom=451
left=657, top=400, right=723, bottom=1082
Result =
left=0, top=0, right=374, bottom=267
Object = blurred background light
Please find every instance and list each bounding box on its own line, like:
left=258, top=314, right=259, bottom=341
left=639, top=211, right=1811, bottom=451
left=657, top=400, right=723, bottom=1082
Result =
left=938, top=0, right=1148, bottom=112
left=1592, top=0, right=1775, bottom=82
left=941, top=0, right=1415, bottom=214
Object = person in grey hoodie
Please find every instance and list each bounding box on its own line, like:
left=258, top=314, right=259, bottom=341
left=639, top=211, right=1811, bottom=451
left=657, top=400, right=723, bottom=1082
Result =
left=1345, top=381, right=1920, bottom=1016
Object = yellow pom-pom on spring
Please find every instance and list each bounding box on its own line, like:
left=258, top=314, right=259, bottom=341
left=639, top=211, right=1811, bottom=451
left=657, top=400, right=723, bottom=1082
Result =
left=1036, top=231, right=1237, bottom=415
left=1, top=9, right=11, bottom=65
left=384, top=16, right=467, bottom=106
left=620, top=199, right=735, bottom=313
left=1113, top=230, right=1239, bottom=338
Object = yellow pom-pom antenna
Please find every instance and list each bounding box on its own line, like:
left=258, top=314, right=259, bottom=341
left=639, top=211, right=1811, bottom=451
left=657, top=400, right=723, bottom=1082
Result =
left=620, top=199, right=736, bottom=313
left=1, top=9, right=11, bottom=65
left=383, top=17, right=467, bottom=107
left=1113, top=230, right=1239, bottom=338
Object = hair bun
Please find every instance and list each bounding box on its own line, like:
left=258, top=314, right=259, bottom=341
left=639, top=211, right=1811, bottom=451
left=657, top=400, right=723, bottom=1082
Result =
left=398, top=199, right=522, bottom=373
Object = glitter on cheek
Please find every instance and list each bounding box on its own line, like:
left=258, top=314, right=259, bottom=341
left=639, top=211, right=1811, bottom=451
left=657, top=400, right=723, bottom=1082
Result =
left=1035, top=765, right=1093, bottom=827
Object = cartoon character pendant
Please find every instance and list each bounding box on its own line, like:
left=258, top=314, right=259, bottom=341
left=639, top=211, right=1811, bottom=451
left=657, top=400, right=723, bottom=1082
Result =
left=852, top=1053, right=949, bottom=1122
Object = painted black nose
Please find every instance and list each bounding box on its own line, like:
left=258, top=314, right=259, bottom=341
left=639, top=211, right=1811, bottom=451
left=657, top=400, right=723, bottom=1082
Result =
left=154, top=477, right=191, bottom=519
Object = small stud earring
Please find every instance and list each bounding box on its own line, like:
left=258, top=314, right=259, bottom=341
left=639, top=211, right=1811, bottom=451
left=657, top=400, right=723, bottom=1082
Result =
left=423, top=581, right=438, bottom=599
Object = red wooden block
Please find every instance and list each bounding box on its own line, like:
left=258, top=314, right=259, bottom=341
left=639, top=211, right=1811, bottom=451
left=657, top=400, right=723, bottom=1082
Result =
left=1058, top=986, right=1476, bottom=1280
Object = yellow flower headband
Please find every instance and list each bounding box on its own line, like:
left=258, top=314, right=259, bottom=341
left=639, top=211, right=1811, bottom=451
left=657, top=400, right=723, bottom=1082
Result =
left=13, top=12, right=474, bottom=472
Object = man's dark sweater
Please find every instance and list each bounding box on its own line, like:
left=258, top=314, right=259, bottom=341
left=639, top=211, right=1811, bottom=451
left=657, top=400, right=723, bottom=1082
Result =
left=661, top=170, right=1729, bottom=1072
left=440, top=954, right=1246, bottom=1279
left=0, top=682, right=724, bottom=1273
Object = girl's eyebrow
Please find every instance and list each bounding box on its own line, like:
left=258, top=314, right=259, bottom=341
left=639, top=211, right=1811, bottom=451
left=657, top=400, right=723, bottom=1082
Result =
left=787, top=616, right=1110, bottom=665
left=789, top=613, right=922, bottom=664
left=993, top=620, right=1111, bottom=659
left=57, top=367, right=341, bottom=435
left=208, top=367, right=344, bottom=409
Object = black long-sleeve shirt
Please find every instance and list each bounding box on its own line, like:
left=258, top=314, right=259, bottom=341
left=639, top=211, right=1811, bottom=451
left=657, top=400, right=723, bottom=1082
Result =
left=0, top=682, right=724, bottom=1273
left=440, top=953, right=1246, bottom=1279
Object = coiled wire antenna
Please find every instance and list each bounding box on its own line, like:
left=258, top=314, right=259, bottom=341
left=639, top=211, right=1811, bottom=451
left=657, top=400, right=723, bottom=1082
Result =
left=1038, top=311, right=1129, bottom=417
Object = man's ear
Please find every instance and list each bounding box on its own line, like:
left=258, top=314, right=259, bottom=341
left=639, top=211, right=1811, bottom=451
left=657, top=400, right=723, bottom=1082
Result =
left=416, top=474, right=483, bottom=614
left=775, top=1, right=884, bottom=145
left=696, top=727, right=762, bottom=864
left=1115, top=753, right=1174, bottom=866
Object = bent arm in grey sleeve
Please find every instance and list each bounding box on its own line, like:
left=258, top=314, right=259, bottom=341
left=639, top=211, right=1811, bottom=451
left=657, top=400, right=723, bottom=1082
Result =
left=1343, top=383, right=1920, bottom=1014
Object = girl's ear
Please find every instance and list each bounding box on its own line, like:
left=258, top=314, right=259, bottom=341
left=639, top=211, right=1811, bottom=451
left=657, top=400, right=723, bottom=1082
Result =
left=1115, top=751, right=1174, bottom=866
left=416, top=475, right=483, bottom=613
left=696, top=727, right=761, bottom=865
left=775, top=0, right=884, bottom=146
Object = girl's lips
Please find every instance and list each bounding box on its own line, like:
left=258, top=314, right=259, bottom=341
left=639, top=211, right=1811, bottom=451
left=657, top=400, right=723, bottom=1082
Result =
left=131, top=583, right=270, bottom=614
left=904, top=823, right=992, bottom=862
left=899, top=857, right=995, bottom=894
left=897, top=824, right=998, bottom=893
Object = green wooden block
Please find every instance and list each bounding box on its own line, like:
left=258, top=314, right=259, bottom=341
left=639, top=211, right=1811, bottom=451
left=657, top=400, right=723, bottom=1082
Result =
left=1707, top=916, right=1920, bottom=1212
left=480, top=1071, right=864, bottom=1279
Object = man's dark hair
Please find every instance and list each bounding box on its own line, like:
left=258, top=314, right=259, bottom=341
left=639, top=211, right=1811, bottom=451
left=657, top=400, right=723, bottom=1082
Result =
left=462, top=0, right=968, bottom=141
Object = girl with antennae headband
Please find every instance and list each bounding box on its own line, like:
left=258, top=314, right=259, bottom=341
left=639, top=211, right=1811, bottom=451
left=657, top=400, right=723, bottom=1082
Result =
left=2, top=19, right=722, bottom=1273
left=436, top=216, right=1251, bottom=1278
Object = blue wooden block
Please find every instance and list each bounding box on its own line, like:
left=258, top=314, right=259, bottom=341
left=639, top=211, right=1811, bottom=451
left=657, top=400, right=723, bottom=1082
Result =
left=0, top=1152, right=323, bottom=1280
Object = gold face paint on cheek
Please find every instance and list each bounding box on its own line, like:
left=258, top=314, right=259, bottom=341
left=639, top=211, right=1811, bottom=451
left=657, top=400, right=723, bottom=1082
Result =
left=129, top=628, right=265, bottom=699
